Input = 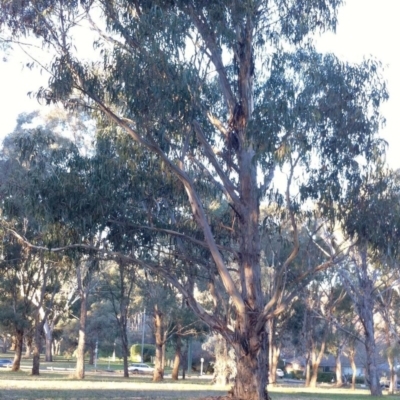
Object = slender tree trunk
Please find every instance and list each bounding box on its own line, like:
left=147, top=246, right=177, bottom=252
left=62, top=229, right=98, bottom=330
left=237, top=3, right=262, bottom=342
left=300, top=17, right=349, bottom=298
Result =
left=24, top=334, right=32, bottom=358
left=309, top=339, right=326, bottom=388
left=363, top=322, right=381, bottom=396
left=161, top=330, right=167, bottom=371
left=89, top=344, right=94, bottom=365
left=272, top=345, right=280, bottom=381
left=356, top=246, right=381, bottom=396
left=1, top=335, right=7, bottom=353
left=349, top=348, right=357, bottom=390
left=153, top=306, right=164, bottom=381
left=335, top=347, right=343, bottom=387
left=305, top=356, right=311, bottom=387
left=268, top=319, right=276, bottom=384
left=388, top=354, right=395, bottom=394
left=12, top=329, right=24, bottom=371
left=43, top=322, right=53, bottom=362
left=75, top=291, right=88, bottom=379
left=121, top=319, right=130, bottom=378
left=172, top=334, right=181, bottom=380
left=31, top=324, right=42, bottom=375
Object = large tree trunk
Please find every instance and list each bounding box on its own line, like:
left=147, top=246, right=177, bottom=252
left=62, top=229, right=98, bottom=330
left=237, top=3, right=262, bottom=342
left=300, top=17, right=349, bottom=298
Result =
left=12, top=329, right=24, bottom=372
left=153, top=306, right=164, bottom=382
left=75, top=291, right=88, bottom=379
left=171, top=334, right=182, bottom=380
left=228, top=141, right=270, bottom=400
left=232, top=329, right=269, bottom=400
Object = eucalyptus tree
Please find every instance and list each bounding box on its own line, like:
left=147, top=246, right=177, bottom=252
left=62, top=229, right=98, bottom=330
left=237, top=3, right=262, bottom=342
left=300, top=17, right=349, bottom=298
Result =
left=0, top=112, right=82, bottom=373
left=0, top=238, right=32, bottom=371
left=99, top=260, right=136, bottom=378
left=329, top=166, right=400, bottom=396
left=0, top=1, right=389, bottom=398
left=0, top=110, right=105, bottom=378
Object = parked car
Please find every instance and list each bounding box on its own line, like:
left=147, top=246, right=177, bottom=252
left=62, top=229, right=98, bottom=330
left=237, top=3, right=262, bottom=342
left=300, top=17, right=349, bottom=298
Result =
left=268, top=368, right=284, bottom=379
left=0, top=359, right=12, bottom=368
left=276, top=368, right=284, bottom=378
left=128, top=363, right=154, bottom=374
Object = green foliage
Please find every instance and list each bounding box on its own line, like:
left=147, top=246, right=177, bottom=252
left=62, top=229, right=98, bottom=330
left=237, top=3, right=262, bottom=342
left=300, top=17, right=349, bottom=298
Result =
left=130, top=344, right=155, bottom=362
left=317, top=372, right=336, bottom=383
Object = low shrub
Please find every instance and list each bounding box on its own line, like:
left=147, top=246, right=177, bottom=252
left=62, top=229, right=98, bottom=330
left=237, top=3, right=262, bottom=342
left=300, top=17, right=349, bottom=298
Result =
left=130, top=344, right=155, bottom=362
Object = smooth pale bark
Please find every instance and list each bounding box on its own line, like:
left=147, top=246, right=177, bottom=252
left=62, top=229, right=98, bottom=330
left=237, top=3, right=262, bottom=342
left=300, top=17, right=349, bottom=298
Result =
left=24, top=334, right=32, bottom=358
left=12, top=329, right=24, bottom=371
left=153, top=306, right=164, bottom=382
left=43, top=321, right=53, bottom=362
left=335, top=347, right=343, bottom=387
left=349, top=349, right=357, bottom=390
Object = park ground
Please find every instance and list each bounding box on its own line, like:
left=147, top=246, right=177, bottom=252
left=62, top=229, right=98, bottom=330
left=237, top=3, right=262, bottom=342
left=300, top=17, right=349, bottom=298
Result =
left=1, top=361, right=400, bottom=400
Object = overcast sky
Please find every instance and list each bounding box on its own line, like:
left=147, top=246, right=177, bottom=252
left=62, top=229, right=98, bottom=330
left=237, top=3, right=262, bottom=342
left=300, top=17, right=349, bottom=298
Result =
left=1, top=0, right=399, bottom=166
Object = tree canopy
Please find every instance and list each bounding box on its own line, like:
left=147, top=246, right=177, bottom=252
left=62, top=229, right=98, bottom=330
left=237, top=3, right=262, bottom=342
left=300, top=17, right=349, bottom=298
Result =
left=0, top=1, right=389, bottom=399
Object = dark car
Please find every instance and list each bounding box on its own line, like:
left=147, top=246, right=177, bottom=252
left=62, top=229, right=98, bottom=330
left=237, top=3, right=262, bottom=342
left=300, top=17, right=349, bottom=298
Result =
left=0, top=359, right=12, bottom=368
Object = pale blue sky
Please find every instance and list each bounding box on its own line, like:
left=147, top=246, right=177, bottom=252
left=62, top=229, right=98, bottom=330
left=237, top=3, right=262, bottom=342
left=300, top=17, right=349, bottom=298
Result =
left=1, top=0, right=399, bottom=166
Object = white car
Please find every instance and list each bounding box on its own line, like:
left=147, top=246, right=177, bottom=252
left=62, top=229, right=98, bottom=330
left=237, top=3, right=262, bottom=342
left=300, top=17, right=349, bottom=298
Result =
left=128, top=363, right=154, bottom=374
left=276, top=368, right=284, bottom=378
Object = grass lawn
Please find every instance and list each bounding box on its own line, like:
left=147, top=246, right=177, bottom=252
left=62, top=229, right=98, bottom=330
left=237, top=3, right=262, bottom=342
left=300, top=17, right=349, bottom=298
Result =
left=0, top=370, right=399, bottom=400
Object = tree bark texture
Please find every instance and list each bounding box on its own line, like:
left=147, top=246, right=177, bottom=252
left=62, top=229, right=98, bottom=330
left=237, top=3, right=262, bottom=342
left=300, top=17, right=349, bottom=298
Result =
left=232, top=326, right=269, bottom=400
left=12, top=329, right=23, bottom=372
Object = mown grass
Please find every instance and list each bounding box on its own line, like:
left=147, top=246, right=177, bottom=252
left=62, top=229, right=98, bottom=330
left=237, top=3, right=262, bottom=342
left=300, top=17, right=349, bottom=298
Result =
left=1, top=369, right=400, bottom=400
